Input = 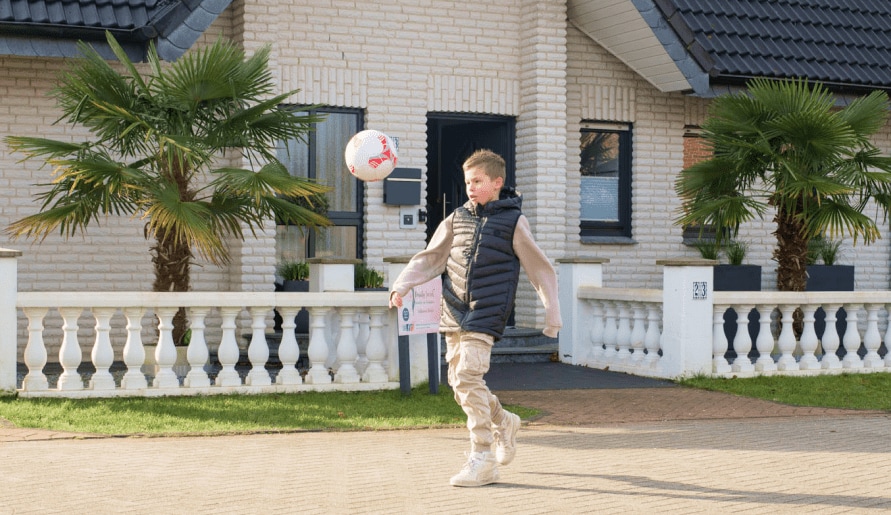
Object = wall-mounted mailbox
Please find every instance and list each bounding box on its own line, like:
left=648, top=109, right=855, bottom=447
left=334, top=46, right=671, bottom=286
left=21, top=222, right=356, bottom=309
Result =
left=384, top=167, right=422, bottom=205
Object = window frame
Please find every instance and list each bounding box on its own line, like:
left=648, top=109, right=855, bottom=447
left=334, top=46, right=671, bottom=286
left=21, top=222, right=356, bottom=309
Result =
left=579, top=121, right=633, bottom=240
left=279, top=106, right=365, bottom=259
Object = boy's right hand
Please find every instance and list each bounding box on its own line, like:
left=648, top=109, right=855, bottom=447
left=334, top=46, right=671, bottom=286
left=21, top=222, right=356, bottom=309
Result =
left=389, top=291, right=403, bottom=309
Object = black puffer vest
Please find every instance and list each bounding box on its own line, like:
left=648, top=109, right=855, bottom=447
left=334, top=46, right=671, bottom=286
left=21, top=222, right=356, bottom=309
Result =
left=440, top=189, right=522, bottom=340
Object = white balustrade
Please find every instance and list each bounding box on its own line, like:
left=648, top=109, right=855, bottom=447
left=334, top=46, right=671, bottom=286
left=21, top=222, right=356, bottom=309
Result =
left=89, top=308, right=116, bottom=390
left=798, top=304, right=820, bottom=371
left=731, top=304, right=755, bottom=373
left=863, top=304, right=883, bottom=368
left=821, top=305, right=842, bottom=370
left=22, top=307, right=48, bottom=391
left=276, top=307, right=303, bottom=386
left=753, top=305, right=776, bottom=372
left=842, top=304, right=863, bottom=369
left=713, top=306, right=730, bottom=373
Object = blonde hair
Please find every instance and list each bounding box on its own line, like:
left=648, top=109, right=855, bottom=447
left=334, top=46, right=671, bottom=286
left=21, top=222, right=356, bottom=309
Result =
left=463, top=149, right=506, bottom=182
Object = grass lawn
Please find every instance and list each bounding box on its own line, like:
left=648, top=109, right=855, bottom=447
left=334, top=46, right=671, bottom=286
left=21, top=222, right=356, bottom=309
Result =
left=0, top=384, right=539, bottom=436
left=678, top=373, right=891, bottom=411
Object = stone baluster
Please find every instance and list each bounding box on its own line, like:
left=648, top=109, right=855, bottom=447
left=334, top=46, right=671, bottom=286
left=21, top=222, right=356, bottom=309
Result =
left=354, top=310, right=370, bottom=376
left=362, top=307, right=389, bottom=383
left=334, top=307, right=360, bottom=384
left=121, top=307, right=147, bottom=390
left=184, top=307, right=211, bottom=388
left=862, top=304, right=883, bottom=368
left=821, top=304, right=842, bottom=369
left=153, top=307, right=179, bottom=389
left=841, top=304, right=863, bottom=369
left=643, top=304, right=661, bottom=368
left=615, top=301, right=632, bottom=362
left=731, top=304, right=755, bottom=373
left=245, top=306, right=272, bottom=386
left=215, top=307, right=242, bottom=387
left=776, top=305, right=798, bottom=371
left=798, top=304, right=820, bottom=370
left=22, top=307, right=49, bottom=391
left=884, top=304, right=891, bottom=368
left=276, top=307, right=303, bottom=385
left=629, top=303, right=647, bottom=364
left=712, top=306, right=730, bottom=373
left=89, top=308, right=116, bottom=390
left=57, top=307, right=84, bottom=391
left=587, top=300, right=605, bottom=367
left=305, top=307, right=332, bottom=384
left=754, top=305, right=777, bottom=372
left=601, top=301, right=618, bottom=363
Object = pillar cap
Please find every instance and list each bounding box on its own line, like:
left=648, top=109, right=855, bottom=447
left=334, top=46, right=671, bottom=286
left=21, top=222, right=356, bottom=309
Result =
left=0, top=248, right=22, bottom=258
left=656, top=257, right=718, bottom=266
left=556, top=257, right=610, bottom=264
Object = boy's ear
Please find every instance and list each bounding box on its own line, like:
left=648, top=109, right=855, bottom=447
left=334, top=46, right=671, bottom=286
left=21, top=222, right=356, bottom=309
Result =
left=494, top=176, right=504, bottom=189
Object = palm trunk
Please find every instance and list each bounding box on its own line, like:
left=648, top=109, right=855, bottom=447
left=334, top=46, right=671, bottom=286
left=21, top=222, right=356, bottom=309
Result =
left=773, top=205, right=809, bottom=336
left=773, top=206, right=809, bottom=292
left=151, top=228, right=192, bottom=345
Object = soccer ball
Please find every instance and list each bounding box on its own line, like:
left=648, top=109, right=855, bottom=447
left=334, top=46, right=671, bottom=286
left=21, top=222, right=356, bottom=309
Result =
left=344, top=130, right=398, bottom=182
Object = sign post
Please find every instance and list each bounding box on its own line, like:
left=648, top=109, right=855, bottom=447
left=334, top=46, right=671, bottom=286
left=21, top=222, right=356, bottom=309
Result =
left=397, top=278, right=442, bottom=395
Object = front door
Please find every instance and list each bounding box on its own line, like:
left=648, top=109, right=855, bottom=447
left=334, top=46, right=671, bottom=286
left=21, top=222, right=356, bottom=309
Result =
left=425, top=114, right=516, bottom=243
left=426, top=114, right=516, bottom=325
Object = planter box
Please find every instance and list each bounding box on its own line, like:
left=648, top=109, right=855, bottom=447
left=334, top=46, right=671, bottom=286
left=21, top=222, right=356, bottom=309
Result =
left=806, top=265, right=855, bottom=291
left=714, top=264, right=762, bottom=292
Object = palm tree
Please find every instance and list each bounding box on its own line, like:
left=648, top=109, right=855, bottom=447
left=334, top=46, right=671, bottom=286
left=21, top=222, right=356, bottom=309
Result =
left=676, top=78, right=891, bottom=292
left=5, top=32, right=330, bottom=341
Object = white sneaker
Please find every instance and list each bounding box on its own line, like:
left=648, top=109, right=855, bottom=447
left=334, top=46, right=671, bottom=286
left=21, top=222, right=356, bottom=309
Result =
left=494, top=411, right=521, bottom=465
left=449, top=451, right=499, bottom=487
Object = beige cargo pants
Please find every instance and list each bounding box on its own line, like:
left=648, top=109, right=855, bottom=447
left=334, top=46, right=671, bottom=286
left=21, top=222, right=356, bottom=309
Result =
left=444, top=331, right=507, bottom=453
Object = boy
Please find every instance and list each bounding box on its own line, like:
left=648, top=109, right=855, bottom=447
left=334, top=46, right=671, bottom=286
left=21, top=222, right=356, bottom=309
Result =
left=389, top=149, right=561, bottom=487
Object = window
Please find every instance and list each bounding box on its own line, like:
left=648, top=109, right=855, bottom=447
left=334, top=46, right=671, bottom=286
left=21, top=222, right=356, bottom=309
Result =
left=579, top=122, right=632, bottom=239
left=276, top=107, right=364, bottom=263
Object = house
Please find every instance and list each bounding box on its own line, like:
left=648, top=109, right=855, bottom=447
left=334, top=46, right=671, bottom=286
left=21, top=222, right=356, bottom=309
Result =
left=3, top=0, right=891, bottom=340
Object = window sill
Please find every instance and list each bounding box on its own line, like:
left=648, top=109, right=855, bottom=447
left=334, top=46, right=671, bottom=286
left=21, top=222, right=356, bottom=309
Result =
left=581, top=236, right=637, bottom=245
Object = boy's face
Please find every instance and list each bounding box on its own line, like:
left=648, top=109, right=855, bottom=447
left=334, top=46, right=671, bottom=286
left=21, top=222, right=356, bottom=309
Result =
left=464, top=166, right=503, bottom=207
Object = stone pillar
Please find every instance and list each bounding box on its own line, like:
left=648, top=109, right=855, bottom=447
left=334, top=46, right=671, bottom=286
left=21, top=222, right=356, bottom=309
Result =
left=556, top=257, right=609, bottom=365
left=384, top=255, right=431, bottom=386
left=307, top=257, right=359, bottom=292
left=657, top=258, right=716, bottom=378
left=0, top=248, right=22, bottom=394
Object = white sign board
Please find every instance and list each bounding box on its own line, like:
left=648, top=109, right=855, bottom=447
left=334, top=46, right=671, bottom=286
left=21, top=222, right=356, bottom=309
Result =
left=397, top=278, right=442, bottom=335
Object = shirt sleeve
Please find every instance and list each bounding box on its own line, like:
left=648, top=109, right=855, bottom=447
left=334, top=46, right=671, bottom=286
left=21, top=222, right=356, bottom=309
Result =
left=390, top=214, right=453, bottom=299
left=513, top=215, right=562, bottom=338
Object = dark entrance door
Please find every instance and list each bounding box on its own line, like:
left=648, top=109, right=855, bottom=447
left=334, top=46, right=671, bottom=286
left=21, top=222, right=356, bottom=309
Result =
left=425, top=114, right=516, bottom=243
left=426, top=113, right=516, bottom=325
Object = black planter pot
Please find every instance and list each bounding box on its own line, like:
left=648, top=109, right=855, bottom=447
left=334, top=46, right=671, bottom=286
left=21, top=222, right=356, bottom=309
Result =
left=714, top=265, right=762, bottom=361
left=806, top=265, right=855, bottom=292
left=274, top=279, right=309, bottom=334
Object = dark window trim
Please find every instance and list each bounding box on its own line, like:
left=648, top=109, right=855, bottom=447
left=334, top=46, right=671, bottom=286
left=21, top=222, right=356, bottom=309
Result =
left=579, top=122, right=633, bottom=239
left=281, top=106, right=365, bottom=260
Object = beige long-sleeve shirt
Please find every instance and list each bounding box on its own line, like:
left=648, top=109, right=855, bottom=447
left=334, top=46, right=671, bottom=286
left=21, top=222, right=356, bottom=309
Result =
left=390, top=212, right=562, bottom=338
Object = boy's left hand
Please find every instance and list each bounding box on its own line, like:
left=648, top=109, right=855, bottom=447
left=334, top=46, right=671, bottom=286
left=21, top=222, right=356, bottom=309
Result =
left=389, top=291, right=403, bottom=309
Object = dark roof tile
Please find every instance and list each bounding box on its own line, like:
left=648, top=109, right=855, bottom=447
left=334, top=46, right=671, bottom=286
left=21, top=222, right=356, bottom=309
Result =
left=662, top=0, right=891, bottom=90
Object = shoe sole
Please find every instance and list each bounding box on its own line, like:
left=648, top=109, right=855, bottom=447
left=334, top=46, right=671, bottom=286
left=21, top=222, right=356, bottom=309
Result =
left=450, top=471, right=500, bottom=487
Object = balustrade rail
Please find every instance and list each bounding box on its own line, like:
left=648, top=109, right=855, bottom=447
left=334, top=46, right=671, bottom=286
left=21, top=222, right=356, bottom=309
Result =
left=565, top=262, right=891, bottom=379
left=10, top=291, right=395, bottom=398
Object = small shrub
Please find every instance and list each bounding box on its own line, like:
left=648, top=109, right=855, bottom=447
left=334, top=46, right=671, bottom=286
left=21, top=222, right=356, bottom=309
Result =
left=724, top=240, right=748, bottom=266
left=276, top=260, right=309, bottom=281
left=355, top=263, right=385, bottom=289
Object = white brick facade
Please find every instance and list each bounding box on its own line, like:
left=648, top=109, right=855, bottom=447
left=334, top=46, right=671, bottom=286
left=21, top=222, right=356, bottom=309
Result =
left=2, top=0, right=891, bottom=350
